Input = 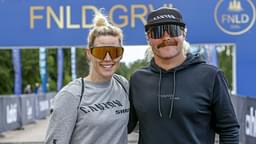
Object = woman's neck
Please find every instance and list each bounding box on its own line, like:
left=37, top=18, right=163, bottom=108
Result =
left=85, top=74, right=111, bottom=83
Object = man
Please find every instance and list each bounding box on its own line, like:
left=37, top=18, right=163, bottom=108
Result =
left=128, top=7, right=240, bottom=144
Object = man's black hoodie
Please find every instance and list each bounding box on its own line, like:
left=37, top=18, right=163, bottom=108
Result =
left=128, top=53, right=239, bottom=144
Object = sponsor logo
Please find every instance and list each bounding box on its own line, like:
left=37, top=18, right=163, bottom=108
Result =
left=116, top=108, right=129, bottom=115
left=245, top=106, right=256, bottom=137
left=39, top=100, right=49, bottom=111
left=6, top=104, right=18, bottom=124
left=26, top=100, right=33, bottom=119
left=152, top=14, right=176, bottom=21
left=214, top=0, right=255, bottom=35
left=80, top=100, right=123, bottom=114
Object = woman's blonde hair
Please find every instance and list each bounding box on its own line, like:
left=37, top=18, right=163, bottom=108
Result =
left=87, top=9, right=123, bottom=48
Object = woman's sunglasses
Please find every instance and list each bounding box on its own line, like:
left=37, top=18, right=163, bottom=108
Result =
left=89, top=46, right=124, bottom=60
left=146, top=24, right=184, bottom=39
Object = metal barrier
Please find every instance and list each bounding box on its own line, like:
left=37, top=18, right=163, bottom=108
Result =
left=231, top=96, right=256, bottom=144
left=0, top=94, right=255, bottom=144
left=0, top=92, right=55, bottom=133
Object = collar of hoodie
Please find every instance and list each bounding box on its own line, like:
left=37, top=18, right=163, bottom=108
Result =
left=150, top=53, right=205, bottom=118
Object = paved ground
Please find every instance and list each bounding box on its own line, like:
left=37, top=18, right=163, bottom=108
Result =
left=0, top=117, right=138, bottom=144
left=0, top=117, right=220, bottom=144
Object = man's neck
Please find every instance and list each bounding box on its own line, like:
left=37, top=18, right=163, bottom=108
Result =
left=154, top=54, right=187, bottom=70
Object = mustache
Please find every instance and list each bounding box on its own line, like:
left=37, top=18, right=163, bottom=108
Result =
left=157, top=40, right=177, bottom=49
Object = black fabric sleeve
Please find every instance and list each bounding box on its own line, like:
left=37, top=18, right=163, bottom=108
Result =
left=212, top=71, right=240, bottom=143
left=128, top=77, right=138, bottom=133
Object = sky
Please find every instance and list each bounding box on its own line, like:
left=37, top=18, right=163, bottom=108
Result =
left=121, top=45, right=148, bottom=64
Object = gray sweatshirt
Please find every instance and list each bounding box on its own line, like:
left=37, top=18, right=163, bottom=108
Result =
left=45, top=75, right=129, bottom=144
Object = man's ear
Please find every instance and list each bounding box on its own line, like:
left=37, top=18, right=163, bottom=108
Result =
left=145, top=32, right=150, bottom=41
left=145, top=33, right=153, bottom=46
left=183, top=28, right=187, bottom=38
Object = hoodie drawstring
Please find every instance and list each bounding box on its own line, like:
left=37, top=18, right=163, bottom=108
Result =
left=158, top=69, right=163, bottom=118
left=168, top=71, right=176, bottom=118
left=157, top=70, right=177, bottom=119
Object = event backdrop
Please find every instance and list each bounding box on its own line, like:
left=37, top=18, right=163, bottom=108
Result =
left=0, top=0, right=255, bottom=96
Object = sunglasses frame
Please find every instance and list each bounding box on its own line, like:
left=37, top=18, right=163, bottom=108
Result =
left=89, top=46, right=124, bottom=60
left=146, top=24, right=185, bottom=39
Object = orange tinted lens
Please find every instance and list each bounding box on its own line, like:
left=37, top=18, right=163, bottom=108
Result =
left=90, top=46, right=123, bottom=60
left=108, top=47, right=124, bottom=59
left=90, top=47, right=106, bottom=60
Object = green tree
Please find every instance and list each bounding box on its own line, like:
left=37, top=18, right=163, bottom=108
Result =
left=76, top=48, right=89, bottom=78
left=62, top=48, right=71, bottom=85
left=0, top=50, right=14, bottom=94
left=116, top=62, right=129, bottom=79
left=47, top=49, right=57, bottom=91
left=116, top=59, right=149, bottom=80
left=21, top=49, right=40, bottom=93
left=218, top=45, right=233, bottom=90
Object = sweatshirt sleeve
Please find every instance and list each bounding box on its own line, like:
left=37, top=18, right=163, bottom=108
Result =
left=212, top=71, right=240, bottom=143
left=128, top=76, right=138, bottom=133
left=45, top=91, right=79, bottom=144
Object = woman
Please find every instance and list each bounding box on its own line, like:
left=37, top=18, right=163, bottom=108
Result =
left=45, top=10, right=129, bottom=144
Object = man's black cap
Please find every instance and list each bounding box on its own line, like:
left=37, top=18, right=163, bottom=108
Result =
left=145, top=7, right=186, bottom=32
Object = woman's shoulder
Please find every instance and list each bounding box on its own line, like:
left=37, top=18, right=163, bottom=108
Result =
left=113, top=74, right=129, bottom=93
left=58, top=78, right=83, bottom=97
left=113, top=74, right=128, bottom=83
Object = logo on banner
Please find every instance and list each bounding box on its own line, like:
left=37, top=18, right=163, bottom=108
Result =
left=214, top=0, right=255, bottom=35
left=245, top=106, right=256, bottom=137
left=6, top=104, right=18, bottom=124
left=39, top=100, right=49, bottom=111
left=26, top=100, right=33, bottom=120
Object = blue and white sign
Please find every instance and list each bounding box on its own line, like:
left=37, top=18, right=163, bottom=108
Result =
left=39, top=47, right=47, bottom=93
left=0, top=0, right=175, bottom=46
left=12, top=48, right=22, bottom=96
left=215, top=0, right=255, bottom=35
left=71, top=47, right=77, bottom=80
left=0, top=0, right=256, bottom=96
left=57, top=48, right=64, bottom=91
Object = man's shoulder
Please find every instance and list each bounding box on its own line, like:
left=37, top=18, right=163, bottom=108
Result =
left=195, top=63, right=219, bottom=72
left=191, top=63, right=221, bottom=78
left=130, top=66, right=152, bottom=80
left=134, top=66, right=151, bottom=74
